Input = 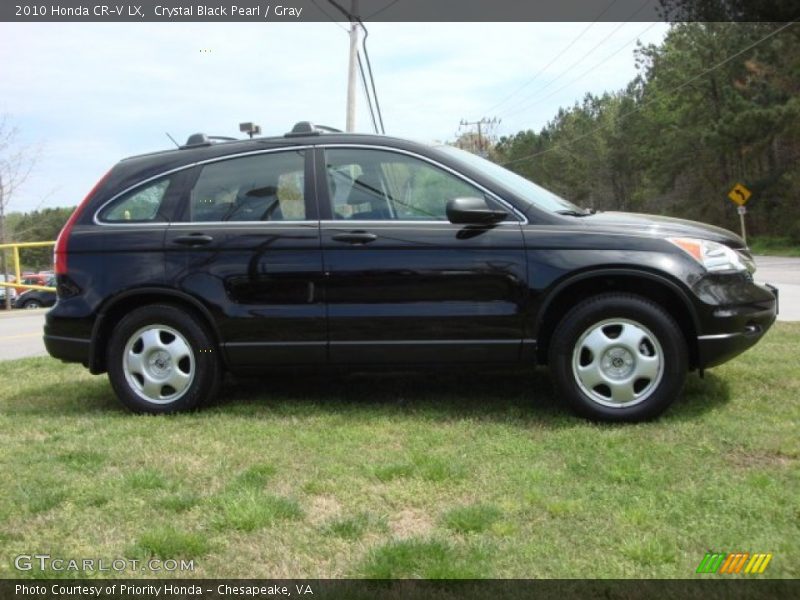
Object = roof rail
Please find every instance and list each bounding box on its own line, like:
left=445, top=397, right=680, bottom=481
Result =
left=181, top=133, right=238, bottom=148
left=284, top=121, right=343, bottom=138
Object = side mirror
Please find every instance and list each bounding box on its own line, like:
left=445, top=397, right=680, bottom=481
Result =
left=446, top=197, right=508, bottom=225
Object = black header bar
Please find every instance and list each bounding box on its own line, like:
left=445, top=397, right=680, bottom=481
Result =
left=2, top=0, right=798, bottom=22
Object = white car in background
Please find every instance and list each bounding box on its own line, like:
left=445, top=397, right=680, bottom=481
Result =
left=0, top=275, right=18, bottom=308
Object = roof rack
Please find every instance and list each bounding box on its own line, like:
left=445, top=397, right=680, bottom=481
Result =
left=284, top=121, right=343, bottom=138
left=181, top=133, right=238, bottom=149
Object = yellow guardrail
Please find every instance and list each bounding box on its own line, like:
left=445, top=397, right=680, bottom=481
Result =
left=0, top=241, right=57, bottom=292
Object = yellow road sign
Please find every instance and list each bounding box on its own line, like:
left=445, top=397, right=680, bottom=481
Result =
left=728, top=183, right=752, bottom=206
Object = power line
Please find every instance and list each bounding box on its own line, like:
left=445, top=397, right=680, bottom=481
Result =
left=501, top=21, right=659, bottom=119
left=458, top=117, right=501, bottom=156
left=501, top=21, right=797, bottom=168
left=328, top=0, right=387, bottom=133
left=357, top=50, right=379, bottom=133
left=482, top=0, right=620, bottom=115
left=364, top=0, right=401, bottom=20
left=358, top=19, right=386, bottom=133
left=326, top=0, right=351, bottom=20
left=311, top=0, right=348, bottom=31
left=498, top=0, right=653, bottom=118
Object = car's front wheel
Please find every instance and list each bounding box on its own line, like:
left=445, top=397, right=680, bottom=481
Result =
left=549, top=293, right=687, bottom=422
left=107, top=304, right=221, bottom=413
left=22, top=299, right=42, bottom=309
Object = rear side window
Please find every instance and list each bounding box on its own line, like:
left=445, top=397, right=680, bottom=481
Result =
left=99, top=178, right=172, bottom=222
left=188, top=150, right=306, bottom=222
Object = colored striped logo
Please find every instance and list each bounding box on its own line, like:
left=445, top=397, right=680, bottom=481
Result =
left=696, top=552, right=773, bottom=574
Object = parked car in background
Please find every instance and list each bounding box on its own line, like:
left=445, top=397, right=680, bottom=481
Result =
left=0, top=275, right=17, bottom=308
left=14, top=276, right=57, bottom=309
left=13, top=274, right=48, bottom=294
left=44, top=122, right=778, bottom=421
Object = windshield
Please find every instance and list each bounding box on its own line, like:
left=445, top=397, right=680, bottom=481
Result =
left=436, top=145, right=581, bottom=214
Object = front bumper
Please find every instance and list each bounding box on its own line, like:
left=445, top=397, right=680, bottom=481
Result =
left=696, top=282, right=778, bottom=369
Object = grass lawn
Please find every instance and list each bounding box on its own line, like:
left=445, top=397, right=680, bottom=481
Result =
left=0, top=324, right=798, bottom=579
left=749, top=236, right=800, bottom=257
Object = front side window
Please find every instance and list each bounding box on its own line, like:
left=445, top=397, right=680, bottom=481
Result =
left=324, top=148, right=502, bottom=221
left=100, top=178, right=171, bottom=222
left=189, top=150, right=306, bottom=222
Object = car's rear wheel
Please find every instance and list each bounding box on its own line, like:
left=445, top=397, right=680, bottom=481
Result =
left=23, top=299, right=42, bottom=309
left=549, top=293, right=687, bottom=422
left=107, top=304, right=220, bottom=413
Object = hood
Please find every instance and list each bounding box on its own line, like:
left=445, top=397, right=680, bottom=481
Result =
left=581, top=211, right=745, bottom=248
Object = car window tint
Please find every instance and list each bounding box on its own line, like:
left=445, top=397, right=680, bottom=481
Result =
left=100, top=178, right=171, bottom=222
left=324, top=148, right=487, bottom=221
left=190, top=150, right=306, bottom=222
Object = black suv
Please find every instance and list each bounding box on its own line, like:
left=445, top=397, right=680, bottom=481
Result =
left=44, top=122, right=778, bottom=421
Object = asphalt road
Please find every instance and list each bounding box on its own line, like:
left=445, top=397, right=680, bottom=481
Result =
left=0, top=255, right=797, bottom=361
left=752, top=256, right=800, bottom=321
left=0, top=308, right=50, bottom=361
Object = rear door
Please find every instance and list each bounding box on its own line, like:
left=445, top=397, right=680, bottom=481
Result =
left=164, top=147, right=326, bottom=366
left=317, top=145, right=528, bottom=365
left=80, top=170, right=193, bottom=301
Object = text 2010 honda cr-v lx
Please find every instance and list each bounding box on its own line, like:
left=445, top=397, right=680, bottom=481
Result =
left=44, top=122, right=778, bottom=421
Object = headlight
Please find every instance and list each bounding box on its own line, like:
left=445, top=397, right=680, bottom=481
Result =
left=668, top=237, right=755, bottom=274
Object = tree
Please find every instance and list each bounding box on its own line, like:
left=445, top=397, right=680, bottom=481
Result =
left=0, top=116, right=38, bottom=308
left=8, top=207, right=74, bottom=270
left=491, top=22, right=800, bottom=240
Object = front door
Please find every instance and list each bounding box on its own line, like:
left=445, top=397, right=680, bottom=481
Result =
left=317, top=146, right=528, bottom=365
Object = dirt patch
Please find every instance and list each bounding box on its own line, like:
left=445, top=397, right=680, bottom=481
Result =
left=308, top=495, right=342, bottom=526
left=725, top=448, right=795, bottom=469
left=388, top=508, right=434, bottom=539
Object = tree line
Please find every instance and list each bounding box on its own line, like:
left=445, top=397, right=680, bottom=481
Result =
left=492, top=21, right=800, bottom=242
left=6, top=208, right=73, bottom=271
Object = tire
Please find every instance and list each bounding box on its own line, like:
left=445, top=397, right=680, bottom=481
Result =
left=548, top=293, right=687, bottom=422
left=23, top=300, right=41, bottom=309
left=106, top=304, right=221, bottom=414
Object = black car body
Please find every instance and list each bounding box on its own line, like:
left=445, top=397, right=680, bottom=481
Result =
left=44, top=123, right=778, bottom=420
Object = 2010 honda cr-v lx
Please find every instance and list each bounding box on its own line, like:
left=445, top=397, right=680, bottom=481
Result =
left=44, top=122, right=778, bottom=421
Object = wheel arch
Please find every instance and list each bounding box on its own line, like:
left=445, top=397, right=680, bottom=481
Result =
left=89, top=287, right=223, bottom=374
left=535, top=268, right=700, bottom=368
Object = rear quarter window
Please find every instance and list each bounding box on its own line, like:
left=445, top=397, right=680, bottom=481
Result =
left=98, top=178, right=172, bottom=222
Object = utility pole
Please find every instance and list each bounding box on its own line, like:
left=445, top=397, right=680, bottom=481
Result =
left=345, top=0, right=360, bottom=132
left=458, top=117, right=500, bottom=156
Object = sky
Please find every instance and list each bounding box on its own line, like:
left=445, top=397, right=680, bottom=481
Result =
left=0, top=21, right=669, bottom=212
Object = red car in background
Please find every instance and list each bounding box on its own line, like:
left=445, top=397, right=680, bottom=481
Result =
left=13, top=274, right=48, bottom=294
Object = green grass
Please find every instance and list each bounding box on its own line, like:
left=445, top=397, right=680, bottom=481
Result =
left=211, top=492, right=302, bottom=532
left=157, top=491, right=201, bottom=513
left=0, top=323, right=798, bottom=578
left=234, top=463, right=277, bottom=489
left=125, top=468, right=170, bottom=491
left=749, top=236, right=800, bottom=257
left=357, top=538, right=489, bottom=579
left=372, top=454, right=467, bottom=483
left=130, top=526, right=212, bottom=560
left=322, top=512, right=388, bottom=540
left=441, top=504, right=503, bottom=534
